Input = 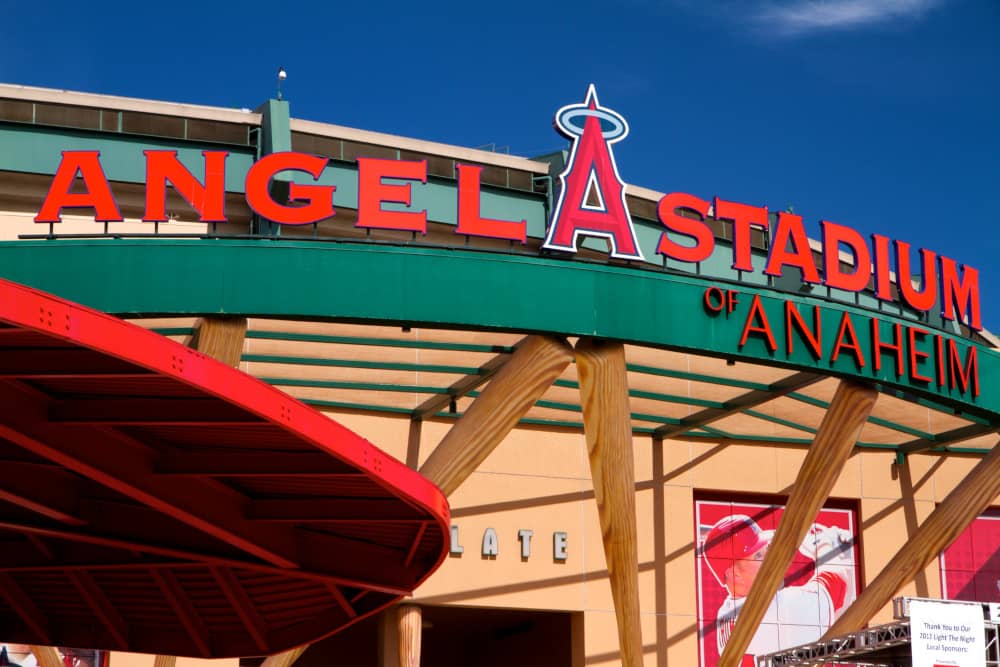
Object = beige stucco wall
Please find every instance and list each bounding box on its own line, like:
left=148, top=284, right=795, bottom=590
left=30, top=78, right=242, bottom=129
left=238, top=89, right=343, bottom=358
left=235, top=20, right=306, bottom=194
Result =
left=325, top=410, right=996, bottom=666
left=108, top=654, right=237, bottom=667
left=0, top=210, right=208, bottom=239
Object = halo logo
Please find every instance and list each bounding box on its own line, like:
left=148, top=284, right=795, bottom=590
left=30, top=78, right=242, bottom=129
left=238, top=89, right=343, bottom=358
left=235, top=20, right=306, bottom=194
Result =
left=542, top=85, right=644, bottom=260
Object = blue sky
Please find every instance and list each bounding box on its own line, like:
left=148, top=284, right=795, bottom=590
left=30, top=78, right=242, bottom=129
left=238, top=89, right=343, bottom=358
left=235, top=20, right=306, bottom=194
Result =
left=2, top=0, right=998, bottom=329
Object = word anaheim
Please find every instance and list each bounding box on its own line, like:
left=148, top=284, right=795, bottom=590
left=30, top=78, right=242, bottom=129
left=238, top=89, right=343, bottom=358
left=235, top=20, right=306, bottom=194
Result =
left=33, top=86, right=981, bottom=333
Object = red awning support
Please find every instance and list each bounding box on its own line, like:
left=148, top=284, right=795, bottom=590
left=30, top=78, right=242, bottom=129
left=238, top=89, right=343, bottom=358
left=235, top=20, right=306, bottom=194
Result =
left=0, top=279, right=449, bottom=657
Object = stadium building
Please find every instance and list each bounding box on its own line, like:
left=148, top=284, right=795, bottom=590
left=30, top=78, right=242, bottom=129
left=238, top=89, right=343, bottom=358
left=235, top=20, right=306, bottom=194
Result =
left=0, top=82, right=997, bottom=667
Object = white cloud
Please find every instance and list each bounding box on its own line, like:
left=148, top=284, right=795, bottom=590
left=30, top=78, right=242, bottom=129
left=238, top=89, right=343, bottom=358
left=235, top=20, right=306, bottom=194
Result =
left=754, top=0, right=945, bottom=36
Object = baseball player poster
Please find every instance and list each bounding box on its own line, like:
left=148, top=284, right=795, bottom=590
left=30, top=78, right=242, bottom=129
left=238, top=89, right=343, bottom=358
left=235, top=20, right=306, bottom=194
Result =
left=0, top=646, right=104, bottom=667
left=695, top=499, right=861, bottom=667
left=940, top=509, right=1000, bottom=603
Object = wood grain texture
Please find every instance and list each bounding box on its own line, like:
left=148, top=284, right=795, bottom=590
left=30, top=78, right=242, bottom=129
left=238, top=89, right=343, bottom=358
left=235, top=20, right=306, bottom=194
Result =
left=29, top=646, right=63, bottom=667
left=575, top=338, right=643, bottom=667
left=822, top=437, right=1000, bottom=640
left=190, top=317, right=248, bottom=368
left=397, top=604, right=422, bottom=667
left=718, top=380, right=877, bottom=667
left=152, top=656, right=176, bottom=667
left=260, top=644, right=309, bottom=667
left=419, top=335, right=573, bottom=495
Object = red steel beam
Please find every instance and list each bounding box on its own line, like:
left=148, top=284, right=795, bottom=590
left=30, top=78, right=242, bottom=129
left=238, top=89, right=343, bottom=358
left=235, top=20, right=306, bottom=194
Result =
left=150, top=569, right=213, bottom=657
left=0, top=380, right=301, bottom=569
left=402, top=522, right=428, bottom=569
left=211, top=566, right=270, bottom=653
left=67, top=570, right=129, bottom=649
left=155, top=451, right=356, bottom=476
left=49, top=398, right=264, bottom=425
left=247, top=498, right=428, bottom=522
left=0, top=572, right=52, bottom=643
left=0, top=350, right=148, bottom=376
left=0, top=460, right=84, bottom=525
left=324, top=583, right=357, bottom=619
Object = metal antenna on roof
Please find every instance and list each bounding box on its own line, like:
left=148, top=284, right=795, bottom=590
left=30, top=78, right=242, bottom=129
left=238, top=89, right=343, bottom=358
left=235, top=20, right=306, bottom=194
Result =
left=277, top=67, right=287, bottom=100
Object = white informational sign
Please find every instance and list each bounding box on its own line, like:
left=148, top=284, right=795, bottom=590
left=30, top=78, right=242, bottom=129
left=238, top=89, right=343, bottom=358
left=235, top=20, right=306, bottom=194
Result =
left=910, top=599, right=986, bottom=667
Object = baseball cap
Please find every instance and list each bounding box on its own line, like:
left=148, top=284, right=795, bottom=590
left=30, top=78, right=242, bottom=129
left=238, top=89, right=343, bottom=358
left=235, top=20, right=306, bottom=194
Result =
left=702, top=514, right=770, bottom=586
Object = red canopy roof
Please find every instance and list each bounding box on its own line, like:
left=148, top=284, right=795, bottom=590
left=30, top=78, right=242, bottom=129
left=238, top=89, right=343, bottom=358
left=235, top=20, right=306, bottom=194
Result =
left=0, top=279, right=449, bottom=657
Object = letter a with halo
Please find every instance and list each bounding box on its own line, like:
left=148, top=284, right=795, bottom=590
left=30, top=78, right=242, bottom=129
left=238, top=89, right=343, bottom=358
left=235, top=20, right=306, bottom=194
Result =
left=542, top=85, right=644, bottom=260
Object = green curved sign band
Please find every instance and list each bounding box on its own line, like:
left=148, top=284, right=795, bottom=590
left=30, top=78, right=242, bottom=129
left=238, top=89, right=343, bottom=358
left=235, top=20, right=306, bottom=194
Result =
left=0, top=238, right=995, bottom=421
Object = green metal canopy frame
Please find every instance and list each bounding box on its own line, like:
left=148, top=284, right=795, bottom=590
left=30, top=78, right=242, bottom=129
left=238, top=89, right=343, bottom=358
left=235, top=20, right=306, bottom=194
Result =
left=0, top=238, right=995, bottom=427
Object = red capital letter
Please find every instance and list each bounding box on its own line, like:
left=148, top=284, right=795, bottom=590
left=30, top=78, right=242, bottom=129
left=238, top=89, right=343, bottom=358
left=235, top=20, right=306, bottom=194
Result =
left=144, top=150, right=228, bottom=222
left=455, top=164, right=525, bottom=242
left=715, top=198, right=768, bottom=272
left=821, top=220, right=871, bottom=292
left=764, top=212, right=821, bottom=283
left=245, top=152, right=335, bottom=225
left=656, top=193, right=714, bottom=262
left=35, top=151, right=122, bottom=223
left=939, top=256, right=982, bottom=331
left=356, top=158, right=427, bottom=233
left=895, top=241, right=937, bottom=312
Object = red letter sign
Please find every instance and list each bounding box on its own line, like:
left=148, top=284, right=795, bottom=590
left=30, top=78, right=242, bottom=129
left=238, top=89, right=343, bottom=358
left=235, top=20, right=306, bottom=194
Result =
left=764, top=212, right=821, bottom=283
left=455, top=164, right=526, bottom=242
left=542, top=85, right=643, bottom=260
left=656, top=192, right=714, bottom=262
left=939, top=256, right=982, bottom=331
left=245, top=152, right=335, bottom=225
left=821, top=220, right=871, bottom=292
left=356, top=158, right=427, bottom=233
left=715, top=198, right=768, bottom=272
left=35, top=151, right=122, bottom=223
left=144, top=150, right=228, bottom=222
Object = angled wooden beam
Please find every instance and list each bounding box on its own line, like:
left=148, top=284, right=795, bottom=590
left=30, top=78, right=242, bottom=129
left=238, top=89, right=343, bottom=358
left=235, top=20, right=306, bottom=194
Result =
left=575, top=338, right=643, bottom=667
left=211, top=565, right=270, bottom=653
left=822, top=438, right=1000, bottom=640
left=67, top=570, right=129, bottom=649
left=260, top=645, right=309, bottom=667
left=151, top=569, right=213, bottom=657
left=29, top=646, right=63, bottom=667
left=0, top=573, right=52, bottom=642
left=419, top=335, right=574, bottom=495
left=398, top=604, right=422, bottom=667
left=190, top=316, right=248, bottom=368
left=654, top=370, right=823, bottom=439
left=411, top=345, right=513, bottom=420
left=718, top=379, right=877, bottom=667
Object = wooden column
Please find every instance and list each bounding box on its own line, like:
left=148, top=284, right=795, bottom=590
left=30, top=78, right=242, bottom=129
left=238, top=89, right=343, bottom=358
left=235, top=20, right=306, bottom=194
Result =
left=397, top=605, right=422, bottom=667
left=419, top=335, right=574, bottom=495
left=822, top=437, right=1000, bottom=639
left=190, top=316, right=248, bottom=368
left=29, top=647, right=63, bottom=667
left=575, top=338, right=643, bottom=667
left=718, top=380, right=877, bottom=667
